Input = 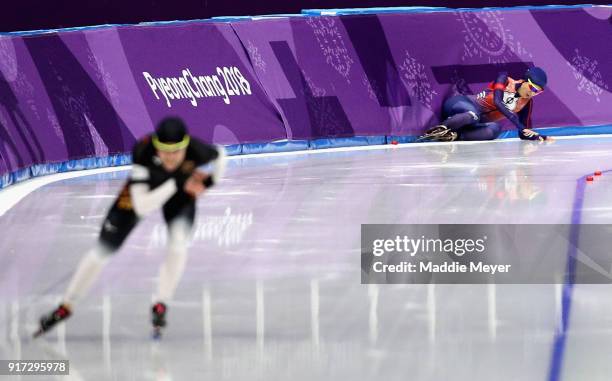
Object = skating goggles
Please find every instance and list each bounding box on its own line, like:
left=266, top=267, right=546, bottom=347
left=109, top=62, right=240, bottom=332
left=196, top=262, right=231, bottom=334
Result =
left=152, top=135, right=190, bottom=152
left=527, top=79, right=544, bottom=94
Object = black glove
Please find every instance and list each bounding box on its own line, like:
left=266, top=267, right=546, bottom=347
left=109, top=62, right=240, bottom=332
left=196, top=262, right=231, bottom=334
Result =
left=202, top=175, right=214, bottom=188
left=519, top=129, right=546, bottom=141
left=175, top=170, right=214, bottom=190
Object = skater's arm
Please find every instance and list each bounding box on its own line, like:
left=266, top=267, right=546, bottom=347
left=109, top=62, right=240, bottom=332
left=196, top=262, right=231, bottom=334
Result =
left=516, top=100, right=548, bottom=141
left=129, top=165, right=177, bottom=217
left=492, top=73, right=526, bottom=130
left=190, top=141, right=226, bottom=188
left=518, top=100, right=533, bottom=129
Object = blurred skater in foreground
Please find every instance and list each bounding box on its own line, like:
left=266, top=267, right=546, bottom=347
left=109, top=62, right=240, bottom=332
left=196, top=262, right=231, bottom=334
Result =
left=35, top=116, right=226, bottom=339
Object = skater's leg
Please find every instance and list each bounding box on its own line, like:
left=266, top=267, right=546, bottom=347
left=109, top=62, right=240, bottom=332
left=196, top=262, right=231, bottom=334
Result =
left=442, top=111, right=480, bottom=131
left=63, top=243, right=113, bottom=306
left=35, top=203, right=138, bottom=337
left=62, top=204, right=138, bottom=306
left=156, top=217, right=192, bottom=303
left=156, top=197, right=195, bottom=304
left=151, top=196, right=195, bottom=335
left=419, top=96, right=481, bottom=141
left=441, top=95, right=481, bottom=131
left=457, top=122, right=502, bottom=141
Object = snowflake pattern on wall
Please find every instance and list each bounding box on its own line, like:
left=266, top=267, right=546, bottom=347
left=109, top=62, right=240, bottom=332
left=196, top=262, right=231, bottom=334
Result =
left=0, top=38, right=18, bottom=81
left=398, top=50, right=438, bottom=110
left=308, top=101, right=341, bottom=135
left=26, top=99, right=40, bottom=122
left=14, top=72, right=41, bottom=121
left=303, top=72, right=326, bottom=97
left=87, top=53, right=119, bottom=99
left=362, top=75, right=382, bottom=103
left=449, top=69, right=473, bottom=95
left=56, top=78, right=94, bottom=150
left=13, top=72, right=34, bottom=97
left=567, top=48, right=609, bottom=103
left=58, top=89, right=89, bottom=127
left=0, top=109, right=9, bottom=133
left=246, top=40, right=267, bottom=73
left=303, top=71, right=346, bottom=136
left=302, top=70, right=342, bottom=135
left=306, top=17, right=354, bottom=83
left=456, top=11, right=532, bottom=63
left=0, top=109, right=14, bottom=169
left=0, top=40, right=40, bottom=123
left=47, top=108, right=65, bottom=143
left=84, top=113, right=108, bottom=156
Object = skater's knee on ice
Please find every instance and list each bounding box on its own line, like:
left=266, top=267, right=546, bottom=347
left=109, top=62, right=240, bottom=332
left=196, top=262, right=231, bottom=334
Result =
left=487, top=123, right=502, bottom=140
left=478, top=130, right=498, bottom=141
left=457, top=122, right=501, bottom=141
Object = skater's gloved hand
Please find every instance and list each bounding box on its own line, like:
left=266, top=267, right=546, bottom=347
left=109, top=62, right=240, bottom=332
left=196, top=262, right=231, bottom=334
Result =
left=201, top=173, right=214, bottom=188
left=519, top=128, right=547, bottom=142
left=184, top=170, right=207, bottom=198
left=191, top=170, right=215, bottom=188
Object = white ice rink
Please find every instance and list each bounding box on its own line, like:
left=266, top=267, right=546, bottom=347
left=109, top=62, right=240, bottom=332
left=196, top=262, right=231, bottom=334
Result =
left=1, top=136, right=612, bottom=380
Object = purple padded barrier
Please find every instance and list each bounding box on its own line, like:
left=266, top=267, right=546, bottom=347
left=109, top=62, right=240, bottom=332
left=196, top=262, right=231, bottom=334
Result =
left=0, top=6, right=611, bottom=183
left=233, top=6, right=612, bottom=140
left=0, top=22, right=285, bottom=178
